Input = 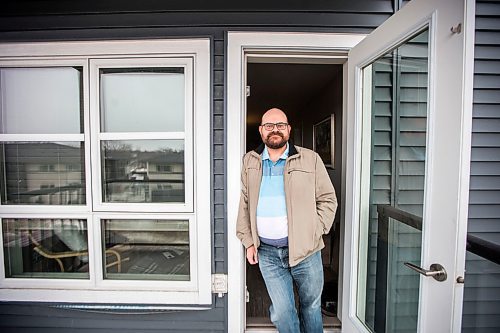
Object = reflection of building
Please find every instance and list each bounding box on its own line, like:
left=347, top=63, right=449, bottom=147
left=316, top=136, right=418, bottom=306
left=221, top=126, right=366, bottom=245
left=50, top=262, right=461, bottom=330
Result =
left=2, top=143, right=84, bottom=204
left=103, top=148, right=184, bottom=202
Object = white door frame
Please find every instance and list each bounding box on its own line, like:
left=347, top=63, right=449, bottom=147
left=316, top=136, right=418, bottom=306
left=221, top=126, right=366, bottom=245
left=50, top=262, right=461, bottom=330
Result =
left=226, top=32, right=365, bottom=333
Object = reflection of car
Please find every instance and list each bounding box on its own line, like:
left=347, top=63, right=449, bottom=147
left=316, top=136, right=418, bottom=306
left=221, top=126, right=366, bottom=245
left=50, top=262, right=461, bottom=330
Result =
left=128, top=168, right=148, bottom=181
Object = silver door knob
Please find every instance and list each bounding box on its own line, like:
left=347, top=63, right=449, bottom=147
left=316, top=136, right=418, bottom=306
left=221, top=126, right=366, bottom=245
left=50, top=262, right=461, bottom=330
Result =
left=404, top=262, right=447, bottom=282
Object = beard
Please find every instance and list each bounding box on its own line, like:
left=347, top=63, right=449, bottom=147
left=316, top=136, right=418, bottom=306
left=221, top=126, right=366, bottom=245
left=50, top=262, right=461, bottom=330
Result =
left=264, top=131, right=288, bottom=149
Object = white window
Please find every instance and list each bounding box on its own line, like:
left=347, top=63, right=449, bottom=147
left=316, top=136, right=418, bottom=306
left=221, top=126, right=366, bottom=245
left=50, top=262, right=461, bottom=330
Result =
left=0, top=40, right=211, bottom=305
left=90, top=58, right=193, bottom=212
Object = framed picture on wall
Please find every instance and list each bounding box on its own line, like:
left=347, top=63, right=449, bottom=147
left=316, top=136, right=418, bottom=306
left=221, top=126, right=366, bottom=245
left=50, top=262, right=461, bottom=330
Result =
left=313, top=114, right=334, bottom=168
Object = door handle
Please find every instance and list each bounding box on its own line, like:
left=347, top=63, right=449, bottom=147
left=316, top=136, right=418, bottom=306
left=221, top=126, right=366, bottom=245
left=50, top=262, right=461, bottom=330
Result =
left=404, top=262, right=447, bottom=282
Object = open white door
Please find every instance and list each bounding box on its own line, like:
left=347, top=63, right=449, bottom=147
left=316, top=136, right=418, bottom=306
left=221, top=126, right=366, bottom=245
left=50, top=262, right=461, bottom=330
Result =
left=342, top=0, right=473, bottom=332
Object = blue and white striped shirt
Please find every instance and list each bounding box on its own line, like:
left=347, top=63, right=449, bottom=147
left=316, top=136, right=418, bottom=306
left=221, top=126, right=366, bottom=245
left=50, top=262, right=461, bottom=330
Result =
left=256, top=144, right=289, bottom=247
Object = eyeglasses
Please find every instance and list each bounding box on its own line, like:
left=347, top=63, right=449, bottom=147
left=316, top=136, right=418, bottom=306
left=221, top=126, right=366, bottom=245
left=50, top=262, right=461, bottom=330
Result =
left=261, top=122, right=289, bottom=131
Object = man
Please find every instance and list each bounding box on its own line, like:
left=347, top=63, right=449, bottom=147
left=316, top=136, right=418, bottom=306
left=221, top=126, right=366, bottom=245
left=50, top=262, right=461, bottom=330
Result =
left=236, top=108, right=338, bottom=333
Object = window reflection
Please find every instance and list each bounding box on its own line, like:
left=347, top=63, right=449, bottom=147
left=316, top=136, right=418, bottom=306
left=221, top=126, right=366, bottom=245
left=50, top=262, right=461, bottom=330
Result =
left=0, top=142, right=86, bottom=205
left=357, top=29, right=429, bottom=332
left=2, top=218, right=89, bottom=279
left=0, top=67, right=82, bottom=134
left=101, top=140, right=184, bottom=203
left=100, top=68, right=185, bottom=133
left=102, top=219, right=189, bottom=281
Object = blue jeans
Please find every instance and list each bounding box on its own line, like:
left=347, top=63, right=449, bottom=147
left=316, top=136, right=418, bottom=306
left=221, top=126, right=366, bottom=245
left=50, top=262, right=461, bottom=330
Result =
left=258, top=243, right=324, bottom=333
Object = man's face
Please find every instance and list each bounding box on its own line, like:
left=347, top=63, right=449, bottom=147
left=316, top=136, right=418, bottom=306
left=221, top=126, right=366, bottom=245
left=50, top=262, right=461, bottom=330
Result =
left=259, top=113, right=291, bottom=149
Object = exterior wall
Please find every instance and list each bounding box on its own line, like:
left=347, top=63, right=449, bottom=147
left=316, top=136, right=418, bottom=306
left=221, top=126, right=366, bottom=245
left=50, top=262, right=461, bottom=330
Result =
left=2, top=0, right=499, bottom=332
left=462, top=1, right=500, bottom=332
left=1, top=1, right=499, bottom=333
left=0, top=1, right=392, bottom=332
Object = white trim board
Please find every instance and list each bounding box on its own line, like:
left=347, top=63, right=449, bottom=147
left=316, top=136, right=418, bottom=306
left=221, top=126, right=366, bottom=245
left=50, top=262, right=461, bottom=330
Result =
left=226, top=32, right=365, bottom=333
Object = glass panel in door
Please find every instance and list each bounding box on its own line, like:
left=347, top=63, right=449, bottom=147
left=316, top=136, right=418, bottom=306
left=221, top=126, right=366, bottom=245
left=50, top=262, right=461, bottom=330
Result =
left=356, top=28, right=429, bottom=333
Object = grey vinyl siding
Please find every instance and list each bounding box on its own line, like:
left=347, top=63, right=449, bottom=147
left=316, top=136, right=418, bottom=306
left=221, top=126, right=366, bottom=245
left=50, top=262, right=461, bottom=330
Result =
left=462, top=1, right=500, bottom=332
left=0, top=303, right=226, bottom=333
left=0, top=1, right=393, bottom=332
left=0, top=0, right=392, bottom=42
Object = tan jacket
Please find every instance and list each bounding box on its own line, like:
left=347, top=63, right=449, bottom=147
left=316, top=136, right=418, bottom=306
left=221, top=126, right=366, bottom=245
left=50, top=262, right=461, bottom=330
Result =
left=236, top=143, right=338, bottom=266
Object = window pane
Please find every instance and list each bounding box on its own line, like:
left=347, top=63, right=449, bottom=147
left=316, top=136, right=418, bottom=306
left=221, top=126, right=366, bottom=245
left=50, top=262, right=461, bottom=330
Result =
left=0, top=67, right=82, bottom=134
left=101, top=140, right=184, bottom=203
left=2, top=218, right=89, bottom=279
left=357, top=29, right=429, bottom=332
left=100, top=68, right=185, bottom=132
left=0, top=142, right=86, bottom=205
left=102, top=219, right=189, bottom=281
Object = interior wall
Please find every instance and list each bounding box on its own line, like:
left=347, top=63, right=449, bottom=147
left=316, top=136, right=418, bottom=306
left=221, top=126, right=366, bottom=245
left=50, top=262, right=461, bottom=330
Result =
left=246, top=62, right=343, bottom=273
left=299, top=67, right=343, bottom=274
left=246, top=63, right=342, bottom=152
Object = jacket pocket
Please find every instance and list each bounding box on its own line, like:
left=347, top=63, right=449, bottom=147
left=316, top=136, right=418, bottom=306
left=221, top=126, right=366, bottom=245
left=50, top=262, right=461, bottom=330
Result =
left=287, top=168, right=315, bottom=196
left=288, top=167, right=313, bottom=174
left=314, top=214, right=323, bottom=244
left=287, top=168, right=315, bottom=187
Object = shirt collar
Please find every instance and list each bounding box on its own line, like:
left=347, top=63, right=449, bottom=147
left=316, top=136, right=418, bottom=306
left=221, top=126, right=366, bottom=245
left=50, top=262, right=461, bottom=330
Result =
left=262, top=143, right=289, bottom=161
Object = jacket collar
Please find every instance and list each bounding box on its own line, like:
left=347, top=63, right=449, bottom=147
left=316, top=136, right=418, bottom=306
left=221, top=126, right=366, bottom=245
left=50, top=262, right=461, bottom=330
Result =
left=254, top=142, right=299, bottom=157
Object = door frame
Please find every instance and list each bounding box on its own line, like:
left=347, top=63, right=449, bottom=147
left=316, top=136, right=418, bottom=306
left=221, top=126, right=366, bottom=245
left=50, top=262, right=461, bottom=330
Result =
left=226, top=32, right=365, bottom=333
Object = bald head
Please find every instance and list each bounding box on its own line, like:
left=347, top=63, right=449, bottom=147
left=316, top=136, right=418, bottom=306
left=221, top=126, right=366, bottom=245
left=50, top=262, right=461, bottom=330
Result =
left=261, top=108, right=288, bottom=124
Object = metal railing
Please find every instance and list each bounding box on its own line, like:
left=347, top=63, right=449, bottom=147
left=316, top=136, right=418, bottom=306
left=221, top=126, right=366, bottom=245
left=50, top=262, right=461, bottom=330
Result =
left=466, top=234, right=500, bottom=266
left=374, top=205, right=423, bottom=333
left=374, top=204, right=500, bottom=333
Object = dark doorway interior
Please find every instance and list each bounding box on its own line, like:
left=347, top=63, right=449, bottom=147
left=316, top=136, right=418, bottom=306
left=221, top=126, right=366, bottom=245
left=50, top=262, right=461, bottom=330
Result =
left=245, top=61, right=343, bottom=329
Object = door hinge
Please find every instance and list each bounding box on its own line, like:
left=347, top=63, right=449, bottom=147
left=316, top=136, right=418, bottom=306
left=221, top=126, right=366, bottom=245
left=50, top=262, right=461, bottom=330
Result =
left=212, top=274, right=228, bottom=298
left=246, top=85, right=251, bottom=97
left=245, top=285, right=250, bottom=302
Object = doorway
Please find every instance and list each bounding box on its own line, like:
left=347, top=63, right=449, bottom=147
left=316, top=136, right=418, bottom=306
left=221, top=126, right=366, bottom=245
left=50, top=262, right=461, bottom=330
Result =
left=245, top=60, right=343, bottom=330
left=226, top=32, right=366, bottom=333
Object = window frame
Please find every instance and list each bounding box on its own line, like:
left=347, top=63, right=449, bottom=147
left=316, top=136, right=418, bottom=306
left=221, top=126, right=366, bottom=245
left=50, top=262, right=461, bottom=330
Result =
left=0, top=213, right=94, bottom=289
left=89, top=57, right=194, bottom=212
left=0, top=58, right=91, bottom=214
left=93, top=213, right=198, bottom=291
left=0, top=39, right=212, bottom=306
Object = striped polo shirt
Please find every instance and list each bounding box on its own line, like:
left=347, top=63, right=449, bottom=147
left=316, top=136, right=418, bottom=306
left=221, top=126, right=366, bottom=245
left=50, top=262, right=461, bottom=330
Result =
left=256, top=144, right=289, bottom=247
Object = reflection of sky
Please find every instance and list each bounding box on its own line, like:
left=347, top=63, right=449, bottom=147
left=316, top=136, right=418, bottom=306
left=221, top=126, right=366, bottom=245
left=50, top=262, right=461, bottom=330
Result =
left=101, top=72, right=185, bottom=133
left=0, top=68, right=81, bottom=134
left=104, top=140, right=184, bottom=152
